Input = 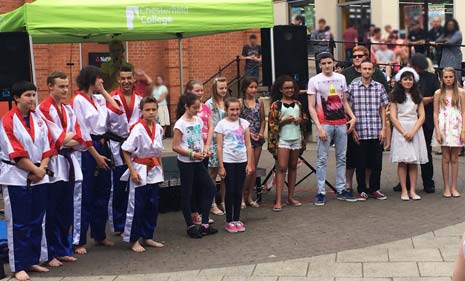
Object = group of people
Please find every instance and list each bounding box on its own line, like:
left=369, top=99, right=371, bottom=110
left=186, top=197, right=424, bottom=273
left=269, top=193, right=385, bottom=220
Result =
left=1, top=36, right=465, bottom=281
left=340, top=17, right=463, bottom=83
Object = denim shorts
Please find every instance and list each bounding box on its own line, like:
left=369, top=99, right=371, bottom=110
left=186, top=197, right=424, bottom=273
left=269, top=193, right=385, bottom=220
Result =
left=278, top=139, right=301, bottom=150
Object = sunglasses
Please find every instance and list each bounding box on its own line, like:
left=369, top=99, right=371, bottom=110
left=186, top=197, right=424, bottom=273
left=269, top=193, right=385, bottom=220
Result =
left=353, top=54, right=366, bottom=59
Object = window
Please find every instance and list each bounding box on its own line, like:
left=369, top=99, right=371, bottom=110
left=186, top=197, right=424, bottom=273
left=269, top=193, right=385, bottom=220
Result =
left=399, top=0, right=454, bottom=32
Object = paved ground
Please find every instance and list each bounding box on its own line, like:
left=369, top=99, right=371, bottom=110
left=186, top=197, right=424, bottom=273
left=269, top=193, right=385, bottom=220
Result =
left=3, top=142, right=465, bottom=280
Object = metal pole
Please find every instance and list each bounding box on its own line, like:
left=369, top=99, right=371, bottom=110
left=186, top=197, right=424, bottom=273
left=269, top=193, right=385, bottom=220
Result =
left=28, top=35, right=38, bottom=106
left=236, top=55, right=240, bottom=97
left=270, top=27, right=276, bottom=83
left=177, top=33, right=184, bottom=94
left=125, top=41, right=129, bottom=63
left=79, top=43, right=83, bottom=70
left=423, top=0, right=429, bottom=40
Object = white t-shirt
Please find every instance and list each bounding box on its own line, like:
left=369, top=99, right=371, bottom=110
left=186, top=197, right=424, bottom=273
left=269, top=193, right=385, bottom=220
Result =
left=215, top=118, right=250, bottom=163
left=307, top=72, right=348, bottom=125
left=152, top=85, right=168, bottom=106
left=173, top=116, right=204, bottom=163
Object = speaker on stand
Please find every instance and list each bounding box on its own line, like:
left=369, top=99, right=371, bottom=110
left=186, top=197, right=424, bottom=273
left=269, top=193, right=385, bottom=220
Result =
left=0, top=32, right=33, bottom=112
left=261, top=25, right=309, bottom=90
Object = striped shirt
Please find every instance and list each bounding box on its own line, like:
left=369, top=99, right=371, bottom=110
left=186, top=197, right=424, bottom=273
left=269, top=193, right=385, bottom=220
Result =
left=348, top=79, right=389, bottom=140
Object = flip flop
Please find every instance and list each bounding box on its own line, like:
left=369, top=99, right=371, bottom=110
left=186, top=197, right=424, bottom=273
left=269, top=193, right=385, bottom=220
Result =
left=272, top=206, right=282, bottom=212
left=288, top=201, right=302, bottom=206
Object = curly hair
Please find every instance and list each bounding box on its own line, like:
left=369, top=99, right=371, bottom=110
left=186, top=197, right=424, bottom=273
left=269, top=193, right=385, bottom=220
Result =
left=390, top=71, right=422, bottom=104
left=270, top=75, right=299, bottom=103
left=77, top=65, right=103, bottom=91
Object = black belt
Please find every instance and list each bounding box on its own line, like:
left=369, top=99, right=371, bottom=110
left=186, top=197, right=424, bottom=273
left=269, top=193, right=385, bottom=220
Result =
left=104, top=132, right=127, bottom=143
left=90, top=134, right=105, bottom=142
left=2, top=160, right=54, bottom=186
left=58, top=148, right=75, bottom=183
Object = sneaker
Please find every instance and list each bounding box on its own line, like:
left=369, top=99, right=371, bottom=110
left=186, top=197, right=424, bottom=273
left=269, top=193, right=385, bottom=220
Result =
left=234, top=221, right=246, bottom=232
left=337, top=190, right=357, bottom=202
left=370, top=190, right=387, bottom=200
left=209, top=218, right=214, bottom=224
left=356, top=192, right=368, bottom=201
left=186, top=225, right=202, bottom=239
left=192, top=214, right=201, bottom=225
left=224, top=222, right=238, bottom=233
left=199, top=225, right=218, bottom=236
left=314, top=193, right=326, bottom=206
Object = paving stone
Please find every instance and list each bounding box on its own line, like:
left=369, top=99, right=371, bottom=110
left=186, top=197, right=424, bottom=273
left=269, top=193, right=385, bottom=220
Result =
left=412, top=236, right=461, bottom=249
left=292, top=254, right=336, bottom=264
left=363, top=262, right=419, bottom=277
left=371, top=239, right=414, bottom=249
left=199, top=265, right=255, bottom=277
left=222, top=277, right=278, bottom=281
left=253, top=262, right=308, bottom=277
left=307, top=262, right=362, bottom=277
left=24, top=278, right=64, bottom=281
left=433, top=222, right=465, bottom=237
left=114, top=274, right=169, bottom=281
left=388, top=249, right=442, bottom=262
left=439, top=247, right=459, bottom=262
left=278, top=277, right=334, bottom=281
left=337, top=248, right=388, bottom=262
left=417, top=262, right=455, bottom=277
left=393, top=277, right=451, bottom=281
left=335, top=278, right=391, bottom=281
left=168, top=277, right=222, bottom=281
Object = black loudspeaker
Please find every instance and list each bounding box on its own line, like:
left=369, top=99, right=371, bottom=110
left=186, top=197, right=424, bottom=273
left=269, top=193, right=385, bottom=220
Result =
left=261, top=25, right=309, bottom=89
left=0, top=32, right=32, bottom=100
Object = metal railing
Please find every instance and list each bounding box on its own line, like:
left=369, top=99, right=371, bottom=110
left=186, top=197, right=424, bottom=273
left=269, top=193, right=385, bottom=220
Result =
left=307, top=39, right=465, bottom=73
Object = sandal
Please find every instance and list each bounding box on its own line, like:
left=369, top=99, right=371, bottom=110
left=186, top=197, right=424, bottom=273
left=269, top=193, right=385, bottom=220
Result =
left=246, top=200, right=259, bottom=208
left=272, top=205, right=282, bottom=212
left=288, top=199, right=302, bottom=206
left=210, top=204, right=224, bottom=216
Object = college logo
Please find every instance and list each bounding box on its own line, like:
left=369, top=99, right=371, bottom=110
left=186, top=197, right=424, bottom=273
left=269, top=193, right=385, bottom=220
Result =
left=125, top=5, right=189, bottom=30
left=126, top=6, right=139, bottom=30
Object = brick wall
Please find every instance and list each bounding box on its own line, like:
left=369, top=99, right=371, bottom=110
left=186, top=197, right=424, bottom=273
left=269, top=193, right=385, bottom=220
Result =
left=1, top=1, right=261, bottom=123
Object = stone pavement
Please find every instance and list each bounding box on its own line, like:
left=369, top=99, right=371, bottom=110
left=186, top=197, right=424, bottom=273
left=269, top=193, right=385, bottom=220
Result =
left=2, top=142, right=465, bottom=280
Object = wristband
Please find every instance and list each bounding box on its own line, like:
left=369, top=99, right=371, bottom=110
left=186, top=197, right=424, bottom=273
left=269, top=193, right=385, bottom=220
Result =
left=188, top=150, right=193, bottom=159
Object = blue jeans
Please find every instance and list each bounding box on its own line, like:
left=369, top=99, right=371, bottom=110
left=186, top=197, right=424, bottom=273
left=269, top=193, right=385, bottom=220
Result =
left=316, top=124, right=347, bottom=194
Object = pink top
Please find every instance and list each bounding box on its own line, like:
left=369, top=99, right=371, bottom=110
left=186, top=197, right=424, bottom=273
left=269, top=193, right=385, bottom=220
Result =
left=197, top=103, right=212, bottom=143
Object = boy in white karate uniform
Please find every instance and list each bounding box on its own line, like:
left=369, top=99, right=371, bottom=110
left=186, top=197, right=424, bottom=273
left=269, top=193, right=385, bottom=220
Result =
left=107, top=65, right=143, bottom=234
left=0, top=81, right=54, bottom=281
left=71, top=65, right=121, bottom=254
left=121, top=96, right=164, bottom=252
left=37, top=71, right=86, bottom=267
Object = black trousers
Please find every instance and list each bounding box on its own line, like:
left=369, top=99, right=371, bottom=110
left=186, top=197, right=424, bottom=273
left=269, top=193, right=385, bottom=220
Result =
left=224, top=162, right=247, bottom=223
left=355, top=139, right=384, bottom=193
left=178, top=160, right=216, bottom=226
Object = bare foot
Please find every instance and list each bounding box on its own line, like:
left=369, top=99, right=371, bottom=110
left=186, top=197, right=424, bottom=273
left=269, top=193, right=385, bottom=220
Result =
left=131, top=240, right=146, bottom=252
left=14, top=271, right=30, bottom=281
left=29, top=264, right=49, bottom=273
left=74, top=246, right=87, bottom=255
left=48, top=257, right=63, bottom=267
left=57, top=256, right=77, bottom=262
left=142, top=239, right=164, bottom=248
left=96, top=238, right=115, bottom=247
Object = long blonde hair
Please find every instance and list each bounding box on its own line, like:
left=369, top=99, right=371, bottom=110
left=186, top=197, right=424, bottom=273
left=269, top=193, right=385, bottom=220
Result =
left=211, top=77, right=227, bottom=109
left=440, top=67, right=460, bottom=108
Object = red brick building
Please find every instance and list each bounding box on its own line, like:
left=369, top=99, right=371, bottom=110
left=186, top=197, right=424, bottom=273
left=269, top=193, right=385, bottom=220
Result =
left=1, top=0, right=260, bottom=122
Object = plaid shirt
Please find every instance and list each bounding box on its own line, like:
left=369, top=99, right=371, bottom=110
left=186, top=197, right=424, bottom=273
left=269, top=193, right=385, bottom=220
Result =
left=348, top=79, right=389, bottom=140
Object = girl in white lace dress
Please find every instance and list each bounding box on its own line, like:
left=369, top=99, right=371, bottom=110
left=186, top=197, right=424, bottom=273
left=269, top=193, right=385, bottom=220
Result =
left=390, top=68, right=428, bottom=201
left=433, top=67, right=465, bottom=198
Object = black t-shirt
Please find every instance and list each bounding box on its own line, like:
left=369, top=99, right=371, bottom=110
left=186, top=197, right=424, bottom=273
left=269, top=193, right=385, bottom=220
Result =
left=418, top=71, right=440, bottom=128
left=428, top=27, right=444, bottom=42
left=408, top=28, right=427, bottom=54
left=341, top=65, right=390, bottom=93
left=242, top=44, right=261, bottom=70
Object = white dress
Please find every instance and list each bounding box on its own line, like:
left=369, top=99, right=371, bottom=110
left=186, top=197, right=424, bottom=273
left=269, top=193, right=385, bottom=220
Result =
left=390, top=95, right=429, bottom=164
